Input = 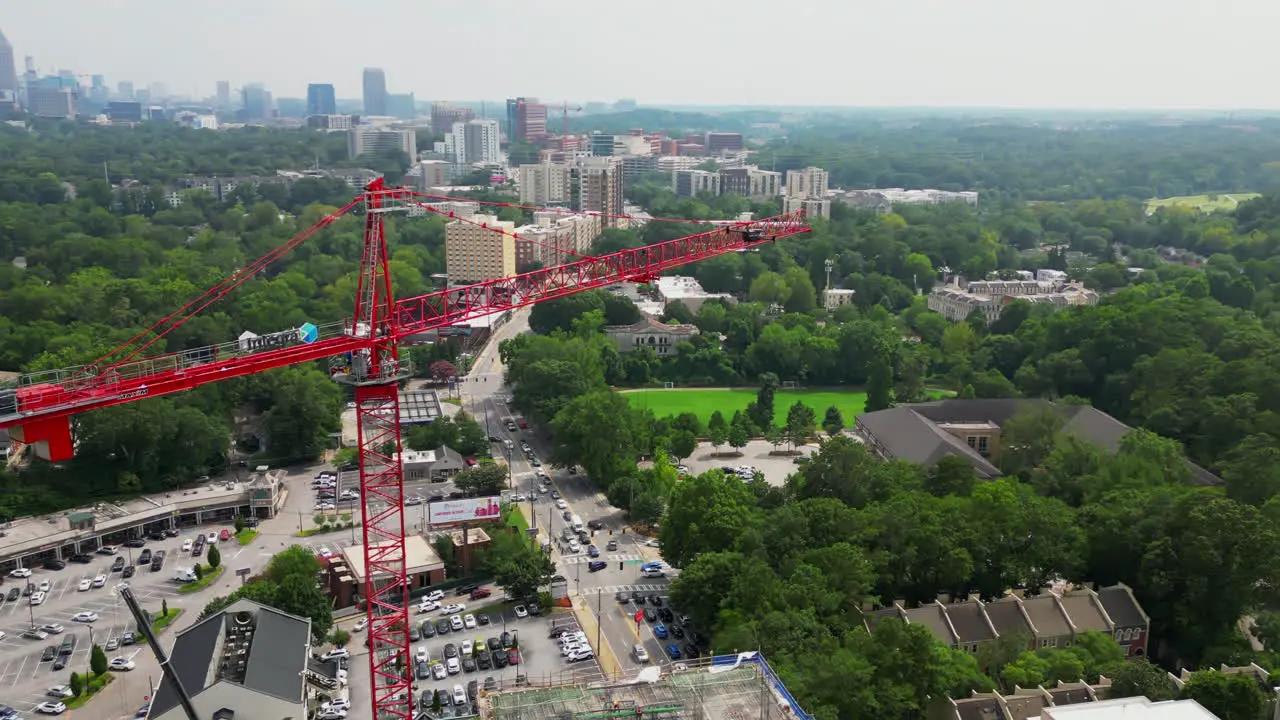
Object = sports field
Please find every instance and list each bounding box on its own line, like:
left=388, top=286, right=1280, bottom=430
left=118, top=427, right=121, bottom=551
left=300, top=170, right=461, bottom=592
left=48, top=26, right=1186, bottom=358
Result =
left=622, top=387, right=869, bottom=427
left=1143, top=193, right=1260, bottom=215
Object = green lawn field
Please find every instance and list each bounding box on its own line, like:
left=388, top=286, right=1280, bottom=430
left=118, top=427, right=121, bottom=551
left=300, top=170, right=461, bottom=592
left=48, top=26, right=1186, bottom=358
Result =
left=1143, top=193, right=1260, bottom=215
left=622, top=388, right=869, bottom=427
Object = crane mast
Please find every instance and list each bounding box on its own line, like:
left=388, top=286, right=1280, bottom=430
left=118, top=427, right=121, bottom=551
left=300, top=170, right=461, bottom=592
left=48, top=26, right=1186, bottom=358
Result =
left=0, top=181, right=809, bottom=720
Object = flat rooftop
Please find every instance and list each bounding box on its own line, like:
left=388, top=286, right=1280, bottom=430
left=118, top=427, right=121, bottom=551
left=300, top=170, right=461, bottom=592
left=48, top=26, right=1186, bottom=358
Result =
left=486, top=655, right=809, bottom=720
left=340, top=535, right=443, bottom=583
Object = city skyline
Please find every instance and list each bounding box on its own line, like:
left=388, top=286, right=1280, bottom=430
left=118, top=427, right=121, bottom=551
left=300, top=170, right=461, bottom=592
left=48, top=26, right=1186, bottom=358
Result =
left=4, top=0, right=1280, bottom=110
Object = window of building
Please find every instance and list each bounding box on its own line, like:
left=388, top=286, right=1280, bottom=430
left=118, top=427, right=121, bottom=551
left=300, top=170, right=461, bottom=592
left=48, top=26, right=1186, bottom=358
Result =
left=966, top=436, right=976, bottom=448
left=978, top=436, right=989, bottom=455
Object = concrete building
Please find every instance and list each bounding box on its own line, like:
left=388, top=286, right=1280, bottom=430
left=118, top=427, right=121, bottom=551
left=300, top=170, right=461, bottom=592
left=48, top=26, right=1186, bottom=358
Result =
left=854, top=398, right=1222, bottom=486
left=107, top=100, right=142, bottom=123
left=431, top=102, right=474, bottom=134
left=720, top=166, right=782, bottom=200
left=27, top=85, right=76, bottom=118
left=823, top=287, right=855, bottom=310
left=339, top=535, right=445, bottom=592
left=654, top=276, right=734, bottom=315
left=215, top=80, right=230, bottom=108
left=347, top=126, right=417, bottom=160
left=785, top=166, right=829, bottom=199
left=446, top=213, right=515, bottom=283
left=1031, top=696, right=1217, bottom=720
left=414, top=159, right=454, bottom=191
left=927, top=278, right=1100, bottom=324
left=674, top=169, right=721, bottom=198
left=362, top=67, right=387, bottom=116
left=783, top=196, right=831, bottom=219
left=514, top=211, right=602, bottom=268
left=506, top=97, right=547, bottom=141
left=839, top=187, right=978, bottom=213
left=658, top=156, right=706, bottom=172
left=517, top=162, right=571, bottom=205
left=447, top=119, right=501, bottom=164
left=0, top=29, right=18, bottom=103
left=147, top=599, right=311, bottom=720
left=704, top=132, right=744, bottom=153
left=605, top=316, right=701, bottom=357
left=306, top=82, right=336, bottom=116
left=307, top=114, right=353, bottom=131
left=386, top=92, right=416, bottom=119
left=573, top=157, right=625, bottom=228
left=239, top=83, right=272, bottom=121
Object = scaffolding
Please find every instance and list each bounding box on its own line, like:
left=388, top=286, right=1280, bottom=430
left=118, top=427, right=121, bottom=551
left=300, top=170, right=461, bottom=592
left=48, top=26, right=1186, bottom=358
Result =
left=485, top=664, right=792, bottom=720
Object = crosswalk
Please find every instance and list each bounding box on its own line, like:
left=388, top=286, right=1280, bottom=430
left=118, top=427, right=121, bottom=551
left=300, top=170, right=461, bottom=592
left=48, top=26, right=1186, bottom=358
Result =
left=559, top=553, right=640, bottom=565
left=582, top=583, right=670, bottom=596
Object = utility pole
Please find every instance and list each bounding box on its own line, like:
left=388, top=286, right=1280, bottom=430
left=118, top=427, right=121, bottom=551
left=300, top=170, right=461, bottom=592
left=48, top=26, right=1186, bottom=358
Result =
left=824, top=258, right=834, bottom=292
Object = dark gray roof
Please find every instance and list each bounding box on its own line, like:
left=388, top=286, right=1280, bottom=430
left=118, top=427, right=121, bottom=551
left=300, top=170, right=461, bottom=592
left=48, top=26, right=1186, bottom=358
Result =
left=150, top=612, right=223, bottom=717
left=1059, top=593, right=1111, bottom=633
left=243, top=606, right=310, bottom=702
left=1047, top=687, right=1094, bottom=706
left=946, top=601, right=996, bottom=643
left=984, top=597, right=1033, bottom=640
left=855, top=406, right=1002, bottom=478
left=899, top=399, right=1221, bottom=485
left=954, top=698, right=1007, bottom=720
left=435, top=445, right=466, bottom=469
left=1097, top=585, right=1147, bottom=628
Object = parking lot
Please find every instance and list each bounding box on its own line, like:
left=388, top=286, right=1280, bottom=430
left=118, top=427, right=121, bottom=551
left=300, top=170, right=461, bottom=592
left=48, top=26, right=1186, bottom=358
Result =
left=0, top=527, right=248, bottom=715
left=677, top=439, right=816, bottom=487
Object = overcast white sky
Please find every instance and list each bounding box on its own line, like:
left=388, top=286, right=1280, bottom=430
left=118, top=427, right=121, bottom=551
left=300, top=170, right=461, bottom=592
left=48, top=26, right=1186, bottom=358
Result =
left=3, top=0, right=1278, bottom=109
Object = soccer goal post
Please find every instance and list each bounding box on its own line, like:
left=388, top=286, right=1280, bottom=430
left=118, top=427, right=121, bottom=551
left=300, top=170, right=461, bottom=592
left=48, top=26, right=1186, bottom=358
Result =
left=663, top=382, right=675, bottom=389
left=781, top=380, right=798, bottom=389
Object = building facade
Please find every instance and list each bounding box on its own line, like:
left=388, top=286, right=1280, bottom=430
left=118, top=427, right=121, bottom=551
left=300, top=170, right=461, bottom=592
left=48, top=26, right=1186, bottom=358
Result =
left=704, top=132, right=744, bottom=153
left=517, top=162, right=571, bottom=205
left=362, top=67, right=387, bottom=116
left=605, top=317, right=701, bottom=356
left=506, top=97, right=547, bottom=141
left=785, top=166, right=830, bottom=199
left=720, top=166, right=782, bottom=200
left=783, top=196, right=831, bottom=219
left=927, top=278, right=1100, bottom=324
left=431, top=102, right=474, bottom=134
left=0, top=29, right=17, bottom=102
left=572, top=157, right=624, bottom=227
left=306, top=83, right=336, bottom=116
left=514, top=211, right=602, bottom=268
left=445, top=214, right=515, bottom=283
left=347, top=126, right=417, bottom=160
left=447, top=119, right=501, bottom=164
left=673, top=169, right=721, bottom=198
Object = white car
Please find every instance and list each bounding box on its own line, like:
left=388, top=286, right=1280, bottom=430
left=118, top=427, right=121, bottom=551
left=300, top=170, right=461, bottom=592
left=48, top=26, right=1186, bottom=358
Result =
left=446, top=656, right=460, bottom=674
left=92, top=575, right=107, bottom=588
left=46, top=685, right=73, bottom=698
left=463, top=613, right=477, bottom=629
left=38, top=580, right=51, bottom=592
left=423, top=589, right=445, bottom=602
left=431, top=661, right=447, bottom=680
left=340, top=490, right=358, bottom=500
left=181, top=539, right=194, bottom=551
left=514, top=605, right=528, bottom=619
left=416, top=600, right=439, bottom=614
left=108, top=657, right=136, bottom=671
left=314, top=502, right=336, bottom=511
left=30, top=591, right=46, bottom=605
left=321, top=647, right=350, bottom=661
left=34, top=701, right=66, bottom=715
left=416, top=646, right=429, bottom=664
left=452, top=684, right=467, bottom=705
left=77, top=579, right=91, bottom=592
left=568, top=540, right=581, bottom=554
left=72, top=611, right=98, bottom=623
left=207, top=532, right=218, bottom=545
left=562, top=642, right=587, bottom=656
left=461, top=639, right=473, bottom=656
left=317, top=547, right=333, bottom=558
left=316, top=710, right=347, bottom=720
left=556, top=499, right=567, bottom=509
left=321, top=698, right=352, bottom=713
left=9, top=567, right=31, bottom=578
left=439, top=603, right=465, bottom=615
left=566, top=648, right=595, bottom=663
left=450, top=614, right=464, bottom=631
left=352, top=617, right=368, bottom=633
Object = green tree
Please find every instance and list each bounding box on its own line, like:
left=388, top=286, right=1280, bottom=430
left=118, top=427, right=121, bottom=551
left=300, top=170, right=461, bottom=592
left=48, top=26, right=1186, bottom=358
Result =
left=748, top=373, right=779, bottom=431
left=668, top=430, right=697, bottom=462
left=234, top=515, right=245, bottom=534
left=484, top=530, right=555, bottom=602
left=784, top=401, right=816, bottom=450
left=865, top=351, right=894, bottom=412
left=1179, top=670, right=1267, bottom=720
left=822, top=405, right=844, bottom=436
left=453, top=463, right=508, bottom=496
left=432, top=689, right=442, bottom=714
left=764, top=424, right=784, bottom=452
left=708, top=423, right=729, bottom=454
left=162, top=598, right=169, bottom=618
left=328, top=628, right=351, bottom=648
left=69, top=672, right=84, bottom=698
left=194, top=564, right=204, bottom=580
left=727, top=415, right=750, bottom=454
left=90, top=644, right=108, bottom=675
left=1109, top=659, right=1178, bottom=701
left=707, top=410, right=728, bottom=434
left=207, top=544, right=221, bottom=570
left=548, top=390, right=645, bottom=488
left=660, top=471, right=761, bottom=567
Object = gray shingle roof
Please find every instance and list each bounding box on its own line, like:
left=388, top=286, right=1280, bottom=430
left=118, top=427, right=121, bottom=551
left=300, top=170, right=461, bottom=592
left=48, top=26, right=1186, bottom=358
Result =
left=855, top=406, right=1002, bottom=478
left=150, top=612, right=223, bottom=718
left=955, top=698, right=1007, bottom=720
left=1021, top=595, right=1072, bottom=638
left=984, top=597, right=1034, bottom=640
left=1096, top=585, right=1148, bottom=628
left=1059, top=593, right=1111, bottom=633
left=947, top=601, right=997, bottom=643
left=243, top=606, right=310, bottom=702
left=903, top=603, right=957, bottom=645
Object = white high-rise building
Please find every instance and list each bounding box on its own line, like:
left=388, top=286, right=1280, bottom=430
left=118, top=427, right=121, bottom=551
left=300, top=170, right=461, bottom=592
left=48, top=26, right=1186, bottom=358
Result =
left=346, top=127, right=416, bottom=160
left=517, top=163, right=571, bottom=205
left=448, top=119, right=501, bottom=164
left=785, top=166, right=829, bottom=199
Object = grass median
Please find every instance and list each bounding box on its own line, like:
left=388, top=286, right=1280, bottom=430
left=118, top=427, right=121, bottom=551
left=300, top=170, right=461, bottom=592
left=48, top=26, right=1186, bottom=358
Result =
left=236, top=529, right=259, bottom=545
left=178, top=565, right=224, bottom=594
left=66, top=672, right=114, bottom=709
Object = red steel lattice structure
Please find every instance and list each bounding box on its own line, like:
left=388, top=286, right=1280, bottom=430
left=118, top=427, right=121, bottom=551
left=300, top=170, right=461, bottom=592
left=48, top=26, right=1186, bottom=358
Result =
left=0, top=179, right=809, bottom=719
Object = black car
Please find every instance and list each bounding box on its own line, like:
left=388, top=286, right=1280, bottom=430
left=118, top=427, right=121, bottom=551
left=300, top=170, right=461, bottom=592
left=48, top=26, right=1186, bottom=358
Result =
left=587, top=520, right=605, bottom=531
left=455, top=584, right=478, bottom=596
left=476, top=651, right=492, bottom=670
left=649, top=595, right=663, bottom=607
left=468, top=680, right=478, bottom=701
left=528, top=604, right=541, bottom=616
left=42, top=559, right=65, bottom=571
left=409, top=626, right=420, bottom=642
left=111, top=557, right=126, bottom=572
left=634, top=594, right=646, bottom=605
left=671, top=625, right=685, bottom=639
left=427, top=494, right=445, bottom=503
left=444, top=643, right=458, bottom=658
left=683, top=644, right=701, bottom=659
left=165, top=528, right=179, bottom=537
left=644, top=608, right=657, bottom=623
left=22, top=583, right=33, bottom=596
left=5, top=588, right=18, bottom=601
left=71, top=554, right=92, bottom=564
left=477, top=614, right=490, bottom=626
left=462, top=657, right=476, bottom=673
left=192, top=544, right=203, bottom=558
left=136, top=550, right=152, bottom=565
left=588, top=561, right=607, bottom=573
left=490, top=649, right=508, bottom=669
left=415, top=662, right=430, bottom=680
left=501, top=631, right=514, bottom=648
left=123, top=539, right=146, bottom=548
left=658, top=608, right=674, bottom=623
left=52, top=656, right=67, bottom=670
left=41, top=646, right=56, bottom=662
left=421, top=621, right=436, bottom=638
left=122, top=566, right=135, bottom=579
left=435, top=619, right=450, bottom=635
left=147, top=533, right=165, bottom=542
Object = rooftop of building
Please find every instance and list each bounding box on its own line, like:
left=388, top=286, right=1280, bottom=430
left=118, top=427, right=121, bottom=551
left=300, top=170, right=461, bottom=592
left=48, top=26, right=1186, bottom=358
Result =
left=340, top=534, right=443, bottom=583
left=1037, top=696, right=1217, bottom=719
left=486, top=654, right=810, bottom=720
left=441, top=527, right=492, bottom=547
left=150, top=598, right=311, bottom=718
left=400, top=389, right=443, bottom=425
left=605, top=315, right=701, bottom=336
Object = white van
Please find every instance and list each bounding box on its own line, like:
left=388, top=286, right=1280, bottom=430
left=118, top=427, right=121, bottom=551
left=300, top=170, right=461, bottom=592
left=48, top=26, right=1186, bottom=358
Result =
left=173, top=568, right=197, bottom=583
left=570, top=515, right=583, bottom=531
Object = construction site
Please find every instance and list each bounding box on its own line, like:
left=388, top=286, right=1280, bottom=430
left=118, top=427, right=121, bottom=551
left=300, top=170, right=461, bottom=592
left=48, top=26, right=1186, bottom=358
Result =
left=483, top=655, right=810, bottom=720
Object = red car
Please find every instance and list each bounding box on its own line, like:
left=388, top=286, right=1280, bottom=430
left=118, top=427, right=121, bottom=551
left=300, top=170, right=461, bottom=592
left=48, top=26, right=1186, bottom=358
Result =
left=507, top=648, right=520, bottom=664
left=218, top=529, right=231, bottom=541
left=518, top=420, right=528, bottom=429
left=470, top=588, right=492, bottom=600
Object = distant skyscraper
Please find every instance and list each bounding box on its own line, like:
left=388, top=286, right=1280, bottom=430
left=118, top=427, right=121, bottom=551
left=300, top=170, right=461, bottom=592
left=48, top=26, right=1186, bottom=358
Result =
left=215, top=80, right=230, bottom=108
left=362, top=68, right=387, bottom=116
left=447, top=119, right=500, bottom=164
left=241, top=83, right=271, bottom=120
left=386, top=93, right=415, bottom=119
left=506, top=97, right=547, bottom=142
left=306, top=83, right=336, bottom=115
left=431, top=102, right=474, bottom=134
left=0, top=30, right=19, bottom=100
left=148, top=82, right=167, bottom=101
left=117, top=81, right=134, bottom=99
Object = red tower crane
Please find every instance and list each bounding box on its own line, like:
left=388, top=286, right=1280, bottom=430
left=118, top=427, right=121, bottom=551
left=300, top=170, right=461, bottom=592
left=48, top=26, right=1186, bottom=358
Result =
left=0, top=180, right=808, bottom=719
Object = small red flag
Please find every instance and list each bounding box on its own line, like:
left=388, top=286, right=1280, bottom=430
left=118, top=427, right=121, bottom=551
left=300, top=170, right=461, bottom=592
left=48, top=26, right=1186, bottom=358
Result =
left=634, top=609, right=644, bottom=624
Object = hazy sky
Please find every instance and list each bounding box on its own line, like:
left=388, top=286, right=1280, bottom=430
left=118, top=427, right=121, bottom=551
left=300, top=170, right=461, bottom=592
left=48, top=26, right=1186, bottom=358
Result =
left=4, top=0, right=1279, bottom=109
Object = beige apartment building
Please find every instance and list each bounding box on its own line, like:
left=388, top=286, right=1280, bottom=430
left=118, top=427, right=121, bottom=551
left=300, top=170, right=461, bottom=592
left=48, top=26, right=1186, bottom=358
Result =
left=517, top=162, right=571, bottom=205
left=445, top=214, right=516, bottom=284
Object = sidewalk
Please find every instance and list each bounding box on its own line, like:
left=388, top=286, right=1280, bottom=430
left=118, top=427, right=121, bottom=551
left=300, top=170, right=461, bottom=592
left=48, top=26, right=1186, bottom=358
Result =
left=571, top=597, right=622, bottom=682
